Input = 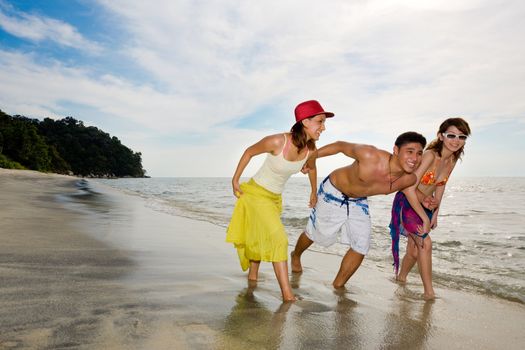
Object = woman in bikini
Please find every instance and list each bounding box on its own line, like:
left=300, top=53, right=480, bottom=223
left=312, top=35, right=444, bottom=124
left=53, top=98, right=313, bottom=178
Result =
left=389, top=118, right=471, bottom=299
left=226, top=100, right=334, bottom=302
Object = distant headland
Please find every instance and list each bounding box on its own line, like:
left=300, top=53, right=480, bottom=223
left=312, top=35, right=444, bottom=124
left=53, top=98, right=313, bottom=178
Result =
left=0, top=109, right=147, bottom=178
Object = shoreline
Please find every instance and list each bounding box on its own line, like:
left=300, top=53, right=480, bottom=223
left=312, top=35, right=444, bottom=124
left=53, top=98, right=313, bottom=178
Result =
left=1, top=169, right=524, bottom=349
left=96, top=175, right=525, bottom=306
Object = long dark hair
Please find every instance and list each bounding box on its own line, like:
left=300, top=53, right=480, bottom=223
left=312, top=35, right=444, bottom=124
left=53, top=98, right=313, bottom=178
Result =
left=290, top=119, right=316, bottom=152
left=427, top=117, right=471, bottom=161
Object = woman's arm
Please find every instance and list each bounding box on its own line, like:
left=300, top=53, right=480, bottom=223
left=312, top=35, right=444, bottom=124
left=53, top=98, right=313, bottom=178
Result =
left=429, top=160, right=456, bottom=228
left=232, top=134, right=282, bottom=197
left=403, top=186, right=431, bottom=234
left=305, top=149, right=318, bottom=207
left=402, top=151, right=436, bottom=234
left=429, top=184, right=445, bottom=228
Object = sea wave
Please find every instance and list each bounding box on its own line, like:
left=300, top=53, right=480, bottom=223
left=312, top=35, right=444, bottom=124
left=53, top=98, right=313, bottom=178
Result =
left=433, top=272, right=525, bottom=304
left=438, top=240, right=463, bottom=247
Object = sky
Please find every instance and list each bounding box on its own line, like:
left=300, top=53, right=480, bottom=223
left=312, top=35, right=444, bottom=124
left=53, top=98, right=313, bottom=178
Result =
left=0, top=0, right=524, bottom=177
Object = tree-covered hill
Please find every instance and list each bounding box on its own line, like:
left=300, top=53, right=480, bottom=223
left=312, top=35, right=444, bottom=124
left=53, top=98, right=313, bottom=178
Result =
left=0, top=110, right=146, bottom=177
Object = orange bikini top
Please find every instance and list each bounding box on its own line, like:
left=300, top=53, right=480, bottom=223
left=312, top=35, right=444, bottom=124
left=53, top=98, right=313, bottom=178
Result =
left=420, top=169, right=448, bottom=186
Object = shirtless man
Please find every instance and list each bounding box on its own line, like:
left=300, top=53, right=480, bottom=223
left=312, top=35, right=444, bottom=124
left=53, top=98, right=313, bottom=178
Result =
left=291, top=131, right=427, bottom=288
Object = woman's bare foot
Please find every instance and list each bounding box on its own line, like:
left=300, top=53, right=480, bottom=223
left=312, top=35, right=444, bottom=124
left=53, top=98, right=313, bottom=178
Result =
left=276, top=301, right=294, bottom=313
left=248, top=260, right=260, bottom=281
left=290, top=251, right=303, bottom=273
left=396, top=274, right=407, bottom=283
left=247, top=279, right=257, bottom=289
left=282, top=293, right=297, bottom=302
left=423, top=292, right=436, bottom=301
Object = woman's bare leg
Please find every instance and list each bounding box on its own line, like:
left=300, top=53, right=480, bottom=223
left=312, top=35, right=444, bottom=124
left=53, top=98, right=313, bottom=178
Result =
left=272, top=261, right=296, bottom=301
left=248, top=260, right=260, bottom=281
left=397, top=239, right=418, bottom=282
left=415, top=236, right=435, bottom=299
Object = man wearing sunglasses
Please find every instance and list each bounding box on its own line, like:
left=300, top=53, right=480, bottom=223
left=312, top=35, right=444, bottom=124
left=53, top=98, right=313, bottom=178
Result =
left=291, top=132, right=427, bottom=289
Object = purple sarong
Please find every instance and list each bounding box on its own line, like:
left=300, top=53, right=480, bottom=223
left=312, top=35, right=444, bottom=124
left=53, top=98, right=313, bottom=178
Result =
left=389, top=191, right=433, bottom=275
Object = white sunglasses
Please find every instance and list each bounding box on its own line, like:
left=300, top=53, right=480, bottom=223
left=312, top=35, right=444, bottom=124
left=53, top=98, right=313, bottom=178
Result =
left=442, top=132, right=468, bottom=141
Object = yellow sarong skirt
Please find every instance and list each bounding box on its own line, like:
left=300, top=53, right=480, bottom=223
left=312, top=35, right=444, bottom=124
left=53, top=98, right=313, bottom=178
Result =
left=226, top=179, right=288, bottom=271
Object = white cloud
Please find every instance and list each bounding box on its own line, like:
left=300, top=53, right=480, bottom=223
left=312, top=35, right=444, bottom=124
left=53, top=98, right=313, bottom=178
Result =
left=96, top=0, right=525, bottom=129
left=0, top=0, right=524, bottom=176
left=0, top=50, right=242, bottom=133
left=0, top=5, right=102, bottom=53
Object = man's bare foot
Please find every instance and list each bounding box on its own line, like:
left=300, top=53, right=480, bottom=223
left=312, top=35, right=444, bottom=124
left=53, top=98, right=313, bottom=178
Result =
left=332, top=282, right=346, bottom=289
left=290, top=251, right=303, bottom=273
left=290, top=271, right=302, bottom=288
left=332, top=287, right=348, bottom=297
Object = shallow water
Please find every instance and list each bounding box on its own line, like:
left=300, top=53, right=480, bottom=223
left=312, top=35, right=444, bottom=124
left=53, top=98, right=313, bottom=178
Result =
left=96, top=176, right=525, bottom=304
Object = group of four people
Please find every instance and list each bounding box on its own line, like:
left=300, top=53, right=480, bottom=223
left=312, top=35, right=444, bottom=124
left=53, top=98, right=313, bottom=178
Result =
left=226, top=100, right=471, bottom=301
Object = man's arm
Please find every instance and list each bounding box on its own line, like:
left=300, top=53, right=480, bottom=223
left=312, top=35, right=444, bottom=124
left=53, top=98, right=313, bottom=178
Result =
left=317, top=141, right=375, bottom=160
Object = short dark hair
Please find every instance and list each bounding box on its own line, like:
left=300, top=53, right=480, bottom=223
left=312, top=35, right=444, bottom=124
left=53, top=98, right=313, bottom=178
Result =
left=395, top=131, right=427, bottom=149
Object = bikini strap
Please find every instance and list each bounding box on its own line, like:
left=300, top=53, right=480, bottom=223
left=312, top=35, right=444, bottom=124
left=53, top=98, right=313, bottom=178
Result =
left=281, top=133, right=309, bottom=160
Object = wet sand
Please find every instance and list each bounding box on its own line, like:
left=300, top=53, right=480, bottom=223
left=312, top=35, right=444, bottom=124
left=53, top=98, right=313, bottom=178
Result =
left=1, top=169, right=524, bottom=349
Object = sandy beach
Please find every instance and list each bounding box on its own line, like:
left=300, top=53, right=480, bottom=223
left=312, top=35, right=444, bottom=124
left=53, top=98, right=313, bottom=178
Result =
left=1, top=169, right=524, bottom=349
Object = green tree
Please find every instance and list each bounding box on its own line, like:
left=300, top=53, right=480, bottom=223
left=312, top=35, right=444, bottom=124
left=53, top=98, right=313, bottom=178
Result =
left=0, top=112, right=51, bottom=171
left=0, top=110, right=146, bottom=177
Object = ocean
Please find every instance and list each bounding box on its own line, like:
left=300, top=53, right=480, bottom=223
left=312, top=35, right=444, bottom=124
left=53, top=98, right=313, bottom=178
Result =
left=95, top=176, right=525, bottom=304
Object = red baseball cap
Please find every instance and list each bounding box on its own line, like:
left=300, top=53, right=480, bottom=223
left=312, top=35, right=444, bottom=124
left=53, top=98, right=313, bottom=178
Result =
left=294, top=100, right=334, bottom=123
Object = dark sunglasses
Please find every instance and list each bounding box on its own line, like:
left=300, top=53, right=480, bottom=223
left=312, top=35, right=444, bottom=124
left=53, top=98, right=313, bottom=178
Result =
left=442, top=132, right=468, bottom=141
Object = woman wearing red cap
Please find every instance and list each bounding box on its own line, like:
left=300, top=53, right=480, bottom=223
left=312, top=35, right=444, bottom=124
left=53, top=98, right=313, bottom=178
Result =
left=226, top=100, right=334, bottom=301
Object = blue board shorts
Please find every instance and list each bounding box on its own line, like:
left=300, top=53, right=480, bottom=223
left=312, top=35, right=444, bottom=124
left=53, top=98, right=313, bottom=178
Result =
left=305, top=177, right=372, bottom=255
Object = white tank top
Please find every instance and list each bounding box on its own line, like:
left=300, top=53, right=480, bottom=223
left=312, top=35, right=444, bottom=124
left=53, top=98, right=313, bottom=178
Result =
left=252, top=134, right=310, bottom=194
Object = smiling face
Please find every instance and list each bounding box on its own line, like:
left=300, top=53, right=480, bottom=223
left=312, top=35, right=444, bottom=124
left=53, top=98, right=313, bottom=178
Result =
left=394, top=142, right=424, bottom=173
left=302, top=113, right=327, bottom=141
left=429, top=117, right=471, bottom=161
left=439, top=125, right=468, bottom=154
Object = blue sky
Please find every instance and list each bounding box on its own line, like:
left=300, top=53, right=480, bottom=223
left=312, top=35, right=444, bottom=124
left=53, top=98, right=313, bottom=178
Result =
left=1, top=0, right=524, bottom=177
